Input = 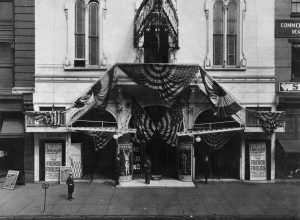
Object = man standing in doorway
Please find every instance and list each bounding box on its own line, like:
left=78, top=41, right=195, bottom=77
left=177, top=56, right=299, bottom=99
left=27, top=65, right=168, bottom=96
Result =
left=66, top=172, right=74, bottom=201
left=144, top=157, right=151, bottom=184
left=204, top=154, right=209, bottom=184
left=115, top=154, right=121, bottom=186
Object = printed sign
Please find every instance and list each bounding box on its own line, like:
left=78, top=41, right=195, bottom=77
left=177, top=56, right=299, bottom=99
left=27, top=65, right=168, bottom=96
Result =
left=279, top=82, right=300, bottom=92
left=3, top=170, right=19, bottom=190
left=250, top=142, right=267, bottom=181
left=60, top=166, right=72, bottom=184
left=69, top=143, right=82, bottom=179
left=119, top=143, right=133, bottom=177
left=275, top=20, right=300, bottom=38
left=45, top=143, right=62, bottom=182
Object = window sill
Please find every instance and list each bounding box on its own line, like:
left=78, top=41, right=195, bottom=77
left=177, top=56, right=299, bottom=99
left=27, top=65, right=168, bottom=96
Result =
left=64, top=66, right=108, bottom=71
left=290, top=12, right=300, bottom=17
left=204, top=66, right=247, bottom=71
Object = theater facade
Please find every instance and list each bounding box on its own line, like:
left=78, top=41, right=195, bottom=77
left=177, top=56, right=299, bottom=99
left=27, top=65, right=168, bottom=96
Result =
left=27, top=0, right=284, bottom=183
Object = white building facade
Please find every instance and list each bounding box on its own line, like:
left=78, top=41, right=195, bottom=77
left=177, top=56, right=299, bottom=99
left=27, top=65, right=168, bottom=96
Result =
left=28, top=0, right=282, bottom=183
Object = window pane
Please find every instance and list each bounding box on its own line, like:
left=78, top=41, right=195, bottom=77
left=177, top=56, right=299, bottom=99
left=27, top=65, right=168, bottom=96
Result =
left=292, top=44, right=300, bottom=78
left=89, top=3, right=99, bottom=36
left=227, top=35, right=236, bottom=65
left=213, top=1, right=223, bottom=34
left=297, top=3, right=300, bottom=12
left=227, top=2, right=237, bottom=34
left=0, top=2, right=13, bottom=20
left=89, top=37, right=99, bottom=65
left=75, top=1, right=85, bottom=34
left=213, top=35, right=223, bottom=65
left=0, top=42, right=13, bottom=65
left=75, top=34, right=85, bottom=59
left=292, top=3, right=296, bottom=12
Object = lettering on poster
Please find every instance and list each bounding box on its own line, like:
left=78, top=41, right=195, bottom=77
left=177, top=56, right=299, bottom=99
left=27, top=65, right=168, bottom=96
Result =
left=45, top=143, right=62, bottom=182
left=249, top=142, right=267, bottom=180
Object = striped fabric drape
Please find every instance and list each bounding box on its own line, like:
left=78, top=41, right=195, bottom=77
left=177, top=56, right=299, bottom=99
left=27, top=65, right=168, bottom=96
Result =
left=26, top=111, right=64, bottom=126
left=118, top=64, right=199, bottom=101
left=199, top=67, right=242, bottom=118
left=131, top=98, right=183, bottom=145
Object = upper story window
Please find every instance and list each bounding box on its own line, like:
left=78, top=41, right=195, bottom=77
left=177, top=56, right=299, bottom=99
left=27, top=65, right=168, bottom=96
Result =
left=0, top=1, right=13, bottom=21
left=292, top=44, right=300, bottom=80
left=205, top=0, right=246, bottom=69
left=74, top=0, right=100, bottom=67
left=292, top=0, right=300, bottom=13
left=213, top=0, right=238, bottom=67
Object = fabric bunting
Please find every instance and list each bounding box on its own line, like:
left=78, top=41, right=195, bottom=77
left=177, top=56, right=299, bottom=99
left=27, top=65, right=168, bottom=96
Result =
left=199, top=68, right=242, bottom=118
left=246, top=110, right=285, bottom=135
left=118, top=64, right=199, bottom=101
left=200, top=131, right=236, bottom=150
left=131, top=98, right=183, bottom=145
left=73, top=68, right=114, bottom=110
left=26, top=111, right=64, bottom=126
left=89, top=132, right=114, bottom=151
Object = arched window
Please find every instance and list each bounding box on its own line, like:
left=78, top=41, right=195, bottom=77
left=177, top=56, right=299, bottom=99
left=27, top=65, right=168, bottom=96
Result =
left=213, top=1, right=224, bottom=66
left=89, top=2, right=99, bottom=65
left=227, top=2, right=237, bottom=66
left=75, top=0, right=85, bottom=60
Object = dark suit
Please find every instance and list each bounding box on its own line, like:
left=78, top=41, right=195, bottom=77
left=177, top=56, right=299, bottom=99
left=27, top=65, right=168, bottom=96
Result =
left=115, top=157, right=121, bottom=185
left=66, top=175, right=74, bottom=200
left=204, top=155, right=209, bottom=184
left=144, top=160, right=151, bottom=184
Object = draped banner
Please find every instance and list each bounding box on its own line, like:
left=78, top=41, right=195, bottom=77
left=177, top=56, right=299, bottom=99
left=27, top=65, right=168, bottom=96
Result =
left=199, top=68, right=242, bottom=118
left=131, top=98, right=183, bottom=145
left=200, top=131, right=236, bottom=150
left=26, top=111, right=64, bottom=126
left=246, top=110, right=285, bottom=135
left=73, top=68, right=114, bottom=110
left=89, top=132, right=114, bottom=151
left=118, top=64, right=199, bottom=101
left=68, top=67, right=114, bottom=124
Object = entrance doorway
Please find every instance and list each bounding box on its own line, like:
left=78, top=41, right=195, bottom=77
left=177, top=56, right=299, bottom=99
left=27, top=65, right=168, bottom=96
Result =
left=145, top=137, right=177, bottom=178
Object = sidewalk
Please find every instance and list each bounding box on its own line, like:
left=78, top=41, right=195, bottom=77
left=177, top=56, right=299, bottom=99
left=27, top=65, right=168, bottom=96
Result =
left=0, top=181, right=299, bottom=219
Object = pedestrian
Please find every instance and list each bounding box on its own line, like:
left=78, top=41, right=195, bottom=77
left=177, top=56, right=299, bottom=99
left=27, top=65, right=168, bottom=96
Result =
left=204, top=154, right=209, bottom=184
left=144, top=157, right=151, bottom=184
left=66, top=172, right=74, bottom=201
left=115, top=154, right=121, bottom=186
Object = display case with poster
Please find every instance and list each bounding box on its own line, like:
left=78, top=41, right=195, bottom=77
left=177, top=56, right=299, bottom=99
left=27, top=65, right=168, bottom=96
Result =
left=119, top=143, right=133, bottom=181
left=178, top=142, right=192, bottom=181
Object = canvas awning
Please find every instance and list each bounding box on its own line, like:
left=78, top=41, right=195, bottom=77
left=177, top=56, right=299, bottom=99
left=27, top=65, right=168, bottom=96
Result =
left=278, top=139, right=300, bottom=153
left=0, top=119, right=24, bottom=137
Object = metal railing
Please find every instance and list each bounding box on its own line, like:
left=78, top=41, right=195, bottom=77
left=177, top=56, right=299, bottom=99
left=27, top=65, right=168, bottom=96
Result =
left=68, top=120, right=117, bottom=128
left=193, top=121, right=242, bottom=131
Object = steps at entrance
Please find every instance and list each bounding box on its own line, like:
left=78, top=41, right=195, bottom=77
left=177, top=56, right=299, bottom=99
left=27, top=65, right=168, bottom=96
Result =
left=118, top=179, right=195, bottom=188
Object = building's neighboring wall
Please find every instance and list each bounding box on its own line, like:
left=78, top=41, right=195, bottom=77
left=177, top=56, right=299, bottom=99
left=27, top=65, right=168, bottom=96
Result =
left=14, top=0, right=35, bottom=88
left=275, top=0, right=292, bottom=84
left=34, top=0, right=276, bottom=109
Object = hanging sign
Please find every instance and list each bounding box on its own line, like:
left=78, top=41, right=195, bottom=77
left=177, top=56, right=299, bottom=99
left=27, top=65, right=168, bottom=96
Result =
left=45, top=143, right=62, bottom=182
left=249, top=142, right=267, bottom=181
left=275, top=20, right=300, bottom=38
left=279, top=82, right=300, bottom=92
left=2, top=170, right=19, bottom=190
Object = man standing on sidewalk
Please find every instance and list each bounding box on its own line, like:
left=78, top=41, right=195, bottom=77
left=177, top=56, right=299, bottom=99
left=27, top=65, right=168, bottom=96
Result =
left=66, top=172, right=74, bottom=201
left=144, top=157, right=151, bottom=184
left=114, top=154, right=121, bottom=186
left=204, top=154, right=209, bottom=184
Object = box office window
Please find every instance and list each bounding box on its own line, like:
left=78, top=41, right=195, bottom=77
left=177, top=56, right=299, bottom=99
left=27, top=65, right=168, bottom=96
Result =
left=292, top=44, right=300, bottom=79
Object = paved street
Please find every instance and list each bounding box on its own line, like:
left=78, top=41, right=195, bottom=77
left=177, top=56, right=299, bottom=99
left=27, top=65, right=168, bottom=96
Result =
left=0, top=182, right=299, bottom=219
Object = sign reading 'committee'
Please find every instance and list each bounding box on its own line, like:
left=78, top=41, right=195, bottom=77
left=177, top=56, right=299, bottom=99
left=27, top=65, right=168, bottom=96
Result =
left=275, top=20, right=300, bottom=38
